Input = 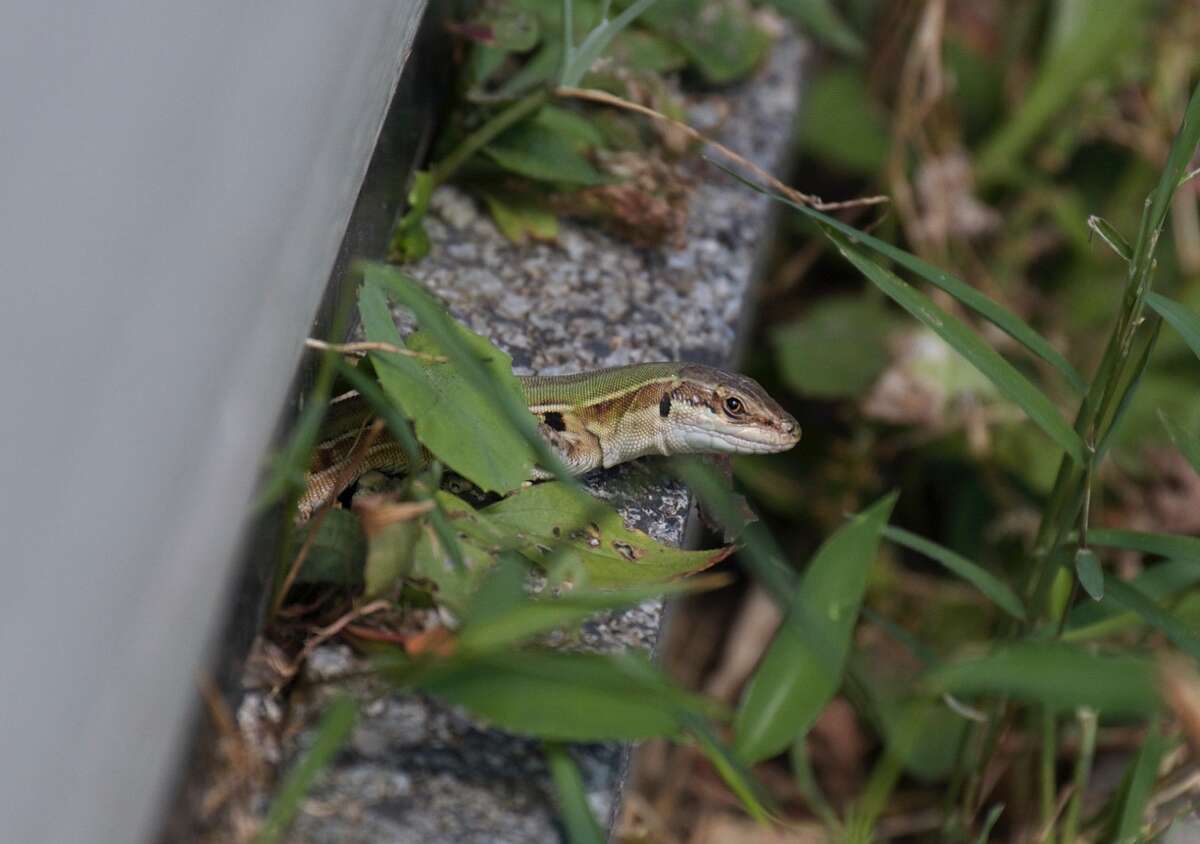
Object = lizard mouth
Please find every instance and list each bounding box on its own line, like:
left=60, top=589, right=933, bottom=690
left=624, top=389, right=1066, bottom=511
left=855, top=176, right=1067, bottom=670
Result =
left=679, top=420, right=800, bottom=455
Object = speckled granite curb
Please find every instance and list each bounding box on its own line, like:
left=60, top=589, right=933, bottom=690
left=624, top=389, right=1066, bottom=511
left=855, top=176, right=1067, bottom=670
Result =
left=264, top=33, right=805, bottom=844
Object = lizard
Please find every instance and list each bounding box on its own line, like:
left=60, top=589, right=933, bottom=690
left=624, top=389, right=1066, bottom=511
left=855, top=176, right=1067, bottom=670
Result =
left=299, top=361, right=800, bottom=519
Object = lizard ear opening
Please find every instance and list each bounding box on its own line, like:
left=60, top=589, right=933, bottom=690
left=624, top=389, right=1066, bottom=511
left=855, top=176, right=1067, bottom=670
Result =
left=659, top=393, right=672, bottom=418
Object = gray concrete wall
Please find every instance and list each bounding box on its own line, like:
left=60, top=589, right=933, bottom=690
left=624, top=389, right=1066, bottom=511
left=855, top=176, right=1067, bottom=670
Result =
left=0, top=3, right=427, bottom=841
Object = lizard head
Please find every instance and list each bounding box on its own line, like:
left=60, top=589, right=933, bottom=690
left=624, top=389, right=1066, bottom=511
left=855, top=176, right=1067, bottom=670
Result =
left=664, top=364, right=801, bottom=456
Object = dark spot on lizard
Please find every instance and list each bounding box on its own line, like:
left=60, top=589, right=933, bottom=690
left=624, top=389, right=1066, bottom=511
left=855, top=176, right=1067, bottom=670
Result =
left=659, top=393, right=672, bottom=418
left=543, top=411, right=566, bottom=432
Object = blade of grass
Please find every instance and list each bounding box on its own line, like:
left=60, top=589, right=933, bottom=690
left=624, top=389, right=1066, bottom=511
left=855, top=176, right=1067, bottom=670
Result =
left=1060, top=708, right=1098, bottom=844
left=684, top=714, right=774, bottom=824
left=973, top=0, right=1146, bottom=184
left=254, top=695, right=357, bottom=844
left=561, top=0, right=661, bottom=87
left=1146, top=292, right=1200, bottom=360
left=1104, top=577, right=1200, bottom=661
left=826, top=229, right=1086, bottom=465
left=884, top=526, right=1026, bottom=621
left=544, top=743, right=606, bottom=844
left=1105, top=722, right=1165, bottom=844
left=927, top=643, right=1158, bottom=716
left=713, top=160, right=1088, bottom=394
left=1087, top=529, right=1200, bottom=564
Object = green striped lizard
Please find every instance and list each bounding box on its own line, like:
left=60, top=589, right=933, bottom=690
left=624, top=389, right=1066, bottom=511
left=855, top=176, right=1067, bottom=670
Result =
left=301, top=362, right=800, bottom=519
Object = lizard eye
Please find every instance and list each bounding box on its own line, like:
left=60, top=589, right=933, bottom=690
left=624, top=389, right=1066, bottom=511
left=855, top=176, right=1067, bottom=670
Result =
left=723, top=396, right=744, bottom=417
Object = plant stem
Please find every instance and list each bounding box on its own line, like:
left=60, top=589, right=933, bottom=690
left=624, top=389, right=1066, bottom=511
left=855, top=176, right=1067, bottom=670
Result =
left=1060, top=709, right=1098, bottom=844
left=1040, top=707, right=1057, bottom=844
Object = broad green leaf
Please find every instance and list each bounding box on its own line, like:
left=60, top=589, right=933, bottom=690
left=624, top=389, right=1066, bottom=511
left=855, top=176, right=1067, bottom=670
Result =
left=533, top=104, right=606, bottom=149
left=826, top=230, right=1086, bottom=465
left=1075, top=548, right=1105, bottom=601
left=928, top=643, right=1158, bottom=715
left=357, top=278, right=538, bottom=493
left=482, top=481, right=732, bottom=586
left=875, top=696, right=968, bottom=784
left=769, top=0, right=863, bottom=57
left=544, top=744, right=605, bottom=844
left=485, top=120, right=608, bottom=185
left=1087, top=529, right=1200, bottom=564
left=362, top=263, right=574, bottom=482
left=409, top=651, right=705, bottom=741
left=798, top=68, right=889, bottom=174
left=1105, top=723, right=1165, bottom=844
left=1147, top=292, right=1200, bottom=362
left=769, top=296, right=896, bottom=398
left=642, top=0, right=769, bottom=83
left=287, top=507, right=366, bottom=586
left=254, top=696, right=357, bottom=844
left=482, top=191, right=559, bottom=245
left=411, top=521, right=495, bottom=615
left=714, top=162, right=1088, bottom=394
left=1104, top=577, right=1200, bottom=661
left=607, top=27, right=687, bottom=73
left=733, top=493, right=896, bottom=763
left=884, top=526, right=1026, bottom=621
left=1088, top=215, right=1133, bottom=263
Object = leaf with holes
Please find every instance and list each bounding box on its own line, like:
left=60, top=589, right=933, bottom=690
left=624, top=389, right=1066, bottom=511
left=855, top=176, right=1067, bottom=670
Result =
left=481, top=482, right=732, bottom=587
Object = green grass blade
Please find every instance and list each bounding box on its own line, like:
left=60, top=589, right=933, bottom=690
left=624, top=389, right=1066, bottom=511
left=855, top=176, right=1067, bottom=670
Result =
left=561, top=0, right=660, bottom=87
left=1146, top=292, right=1200, bottom=361
left=974, top=804, right=1005, bottom=844
left=884, top=526, right=1026, bottom=621
left=733, top=493, right=896, bottom=763
left=684, top=715, right=774, bottom=823
left=973, top=0, right=1146, bottom=184
left=826, top=229, right=1086, bottom=465
left=1106, top=722, right=1165, bottom=844
left=713, top=160, right=1088, bottom=394
left=928, top=643, right=1158, bottom=716
left=1104, top=577, right=1200, bottom=661
left=544, top=743, right=606, bottom=844
left=254, top=695, right=357, bottom=844
left=1087, top=528, right=1200, bottom=564
left=1146, top=81, right=1200, bottom=236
